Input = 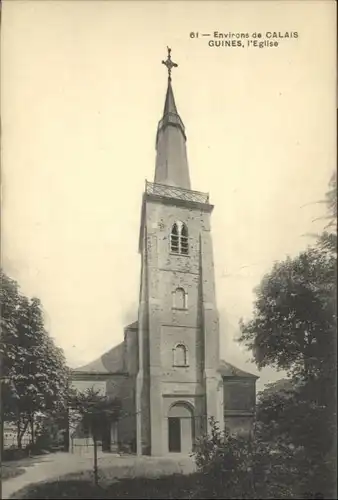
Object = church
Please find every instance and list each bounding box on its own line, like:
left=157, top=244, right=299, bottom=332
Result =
left=71, top=49, right=257, bottom=457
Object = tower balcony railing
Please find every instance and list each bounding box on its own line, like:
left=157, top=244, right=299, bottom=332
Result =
left=145, top=180, right=210, bottom=204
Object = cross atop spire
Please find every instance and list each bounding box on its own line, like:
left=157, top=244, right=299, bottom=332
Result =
left=162, top=47, right=178, bottom=80
left=155, top=47, right=190, bottom=190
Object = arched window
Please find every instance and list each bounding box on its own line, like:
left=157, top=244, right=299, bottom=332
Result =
left=173, top=343, right=188, bottom=367
left=172, top=287, right=187, bottom=310
left=170, top=221, right=189, bottom=255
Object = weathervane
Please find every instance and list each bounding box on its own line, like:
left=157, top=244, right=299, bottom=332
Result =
left=162, top=46, right=178, bottom=80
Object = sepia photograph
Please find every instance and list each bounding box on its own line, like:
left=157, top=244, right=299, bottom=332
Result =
left=0, top=1, right=336, bottom=499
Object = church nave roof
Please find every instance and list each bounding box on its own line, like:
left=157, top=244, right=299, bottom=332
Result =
left=74, top=341, right=125, bottom=374
left=219, top=359, right=259, bottom=379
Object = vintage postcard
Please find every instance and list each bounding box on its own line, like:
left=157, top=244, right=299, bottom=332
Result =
left=1, top=1, right=336, bottom=499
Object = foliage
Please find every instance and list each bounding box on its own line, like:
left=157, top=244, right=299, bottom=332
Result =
left=34, top=411, right=68, bottom=451
left=318, top=171, right=337, bottom=227
left=68, top=387, right=121, bottom=439
left=238, top=246, right=336, bottom=379
left=306, top=171, right=337, bottom=254
left=1, top=463, right=25, bottom=481
left=237, top=173, right=337, bottom=498
left=68, top=387, right=121, bottom=485
left=0, top=270, right=70, bottom=448
left=207, top=173, right=338, bottom=499
left=193, top=418, right=254, bottom=499
left=2, top=443, right=50, bottom=463
left=255, top=381, right=336, bottom=498
left=239, top=171, right=336, bottom=379
left=193, top=418, right=299, bottom=499
left=13, top=474, right=202, bottom=499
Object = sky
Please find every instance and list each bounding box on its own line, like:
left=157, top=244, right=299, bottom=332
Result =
left=1, top=0, right=336, bottom=391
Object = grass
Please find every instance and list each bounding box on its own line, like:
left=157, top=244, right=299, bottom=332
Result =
left=12, top=473, right=203, bottom=499
left=2, top=464, right=25, bottom=481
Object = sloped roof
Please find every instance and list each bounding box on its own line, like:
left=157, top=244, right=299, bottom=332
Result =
left=74, top=337, right=257, bottom=380
left=163, top=78, right=178, bottom=116
left=75, top=342, right=125, bottom=374
left=218, top=359, right=259, bottom=379
left=124, top=320, right=138, bottom=331
left=154, top=76, right=190, bottom=191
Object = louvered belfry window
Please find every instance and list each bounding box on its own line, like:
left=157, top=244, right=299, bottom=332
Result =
left=170, top=221, right=189, bottom=255
left=170, top=223, right=179, bottom=253
left=180, top=223, right=189, bottom=254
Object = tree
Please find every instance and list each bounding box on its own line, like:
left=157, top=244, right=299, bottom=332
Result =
left=238, top=250, right=336, bottom=497
left=254, top=379, right=336, bottom=499
left=238, top=173, right=337, bottom=498
left=69, top=388, right=121, bottom=485
left=238, top=173, right=336, bottom=400
left=238, top=246, right=336, bottom=380
left=318, top=171, right=337, bottom=254
left=304, top=171, right=336, bottom=255
left=0, top=270, right=69, bottom=448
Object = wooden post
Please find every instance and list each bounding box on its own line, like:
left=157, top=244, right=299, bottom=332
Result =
left=93, top=433, right=98, bottom=486
left=30, top=415, right=34, bottom=446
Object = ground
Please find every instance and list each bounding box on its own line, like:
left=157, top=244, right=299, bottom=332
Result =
left=2, top=451, right=196, bottom=499
left=1, top=464, right=25, bottom=481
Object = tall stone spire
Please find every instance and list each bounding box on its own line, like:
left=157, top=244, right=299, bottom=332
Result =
left=154, top=48, right=191, bottom=190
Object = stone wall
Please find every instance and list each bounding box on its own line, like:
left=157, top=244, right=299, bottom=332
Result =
left=224, top=415, right=255, bottom=435
left=223, top=377, right=256, bottom=435
left=71, top=372, right=137, bottom=451
left=106, top=376, right=136, bottom=451
left=137, top=196, right=221, bottom=455
left=223, top=378, right=256, bottom=412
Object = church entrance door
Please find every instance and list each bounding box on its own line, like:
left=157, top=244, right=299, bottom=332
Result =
left=168, top=417, right=181, bottom=452
left=167, top=402, right=194, bottom=454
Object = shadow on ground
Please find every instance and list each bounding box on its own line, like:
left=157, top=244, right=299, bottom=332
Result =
left=11, top=473, right=203, bottom=499
left=3, top=453, right=196, bottom=499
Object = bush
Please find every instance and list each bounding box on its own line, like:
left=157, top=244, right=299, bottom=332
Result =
left=193, top=418, right=337, bottom=499
left=25, top=442, right=50, bottom=456
left=192, top=418, right=299, bottom=499
left=193, top=419, right=255, bottom=499
left=13, top=474, right=202, bottom=499
left=3, top=447, right=28, bottom=462
left=3, top=443, right=52, bottom=463
left=14, top=480, right=107, bottom=499
left=1, top=464, right=25, bottom=481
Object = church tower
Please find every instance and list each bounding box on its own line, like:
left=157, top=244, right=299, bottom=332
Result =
left=72, top=48, right=257, bottom=456
left=135, top=48, right=224, bottom=456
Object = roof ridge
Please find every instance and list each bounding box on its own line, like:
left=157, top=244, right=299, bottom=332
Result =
left=75, top=341, right=124, bottom=374
left=219, top=359, right=259, bottom=379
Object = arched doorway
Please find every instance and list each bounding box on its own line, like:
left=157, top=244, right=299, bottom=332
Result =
left=167, top=402, right=194, bottom=454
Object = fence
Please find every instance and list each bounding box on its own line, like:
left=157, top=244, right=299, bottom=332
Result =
left=146, top=181, right=210, bottom=204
